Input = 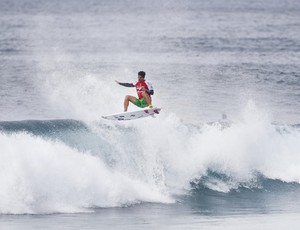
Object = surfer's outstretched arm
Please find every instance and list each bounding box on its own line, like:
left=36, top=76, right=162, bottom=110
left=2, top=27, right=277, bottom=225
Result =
left=115, top=81, right=135, bottom=87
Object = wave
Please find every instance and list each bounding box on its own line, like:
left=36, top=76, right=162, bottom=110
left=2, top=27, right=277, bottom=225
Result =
left=190, top=169, right=300, bottom=193
left=1, top=103, right=300, bottom=214
left=0, top=119, right=88, bottom=136
left=0, top=130, right=171, bottom=214
left=0, top=119, right=91, bottom=151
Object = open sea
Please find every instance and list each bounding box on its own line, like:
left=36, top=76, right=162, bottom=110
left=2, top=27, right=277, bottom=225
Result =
left=1, top=0, right=300, bottom=229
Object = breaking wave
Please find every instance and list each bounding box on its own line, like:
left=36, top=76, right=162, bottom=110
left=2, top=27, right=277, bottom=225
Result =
left=1, top=102, right=300, bottom=214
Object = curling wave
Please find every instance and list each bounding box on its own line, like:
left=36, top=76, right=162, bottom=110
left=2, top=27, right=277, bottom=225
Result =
left=1, top=103, right=300, bottom=214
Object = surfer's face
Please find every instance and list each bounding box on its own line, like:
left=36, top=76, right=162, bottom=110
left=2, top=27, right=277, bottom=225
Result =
left=138, top=75, right=144, bottom=82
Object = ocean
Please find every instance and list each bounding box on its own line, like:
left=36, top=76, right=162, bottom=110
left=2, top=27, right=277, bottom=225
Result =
left=1, top=0, right=300, bottom=229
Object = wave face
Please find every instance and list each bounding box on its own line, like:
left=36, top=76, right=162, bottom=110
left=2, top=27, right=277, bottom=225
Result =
left=1, top=103, right=300, bottom=214
left=0, top=120, right=173, bottom=214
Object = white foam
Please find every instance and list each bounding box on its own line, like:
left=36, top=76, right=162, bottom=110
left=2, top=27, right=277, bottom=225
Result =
left=0, top=132, right=171, bottom=214
left=126, top=101, right=300, bottom=193
left=2, top=99, right=300, bottom=214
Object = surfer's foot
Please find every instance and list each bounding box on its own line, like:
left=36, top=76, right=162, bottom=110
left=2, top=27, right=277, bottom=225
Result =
left=149, top=104, right=153, bottom=109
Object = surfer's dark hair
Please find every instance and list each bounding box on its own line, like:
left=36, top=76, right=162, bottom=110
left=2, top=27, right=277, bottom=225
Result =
left=138, top=71, right=146, bottom=78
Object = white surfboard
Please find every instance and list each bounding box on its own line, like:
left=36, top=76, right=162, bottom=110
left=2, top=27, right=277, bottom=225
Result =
left=102, top=107, right=161, bottom=121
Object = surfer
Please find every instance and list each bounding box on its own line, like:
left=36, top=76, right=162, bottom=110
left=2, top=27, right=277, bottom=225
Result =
left=116, top=71, right=154, bottom=112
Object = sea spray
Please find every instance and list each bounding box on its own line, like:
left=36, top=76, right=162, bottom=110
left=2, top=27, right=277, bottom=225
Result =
left=1, top=102, right=300, bottom=214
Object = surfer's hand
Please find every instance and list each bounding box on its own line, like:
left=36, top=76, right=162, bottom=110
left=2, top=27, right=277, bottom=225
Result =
left=115, top=80, right=120, bottom=84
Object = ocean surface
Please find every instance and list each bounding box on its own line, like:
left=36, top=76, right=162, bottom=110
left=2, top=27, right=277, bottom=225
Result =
left=1, top=0, right=300, bottom=229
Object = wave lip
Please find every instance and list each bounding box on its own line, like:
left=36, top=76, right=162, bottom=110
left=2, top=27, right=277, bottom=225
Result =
left=186, top=170, right=300, bottom=214
left=0, top=119, right=88, bottom=135
left=190, top=170, right=300, bottom=193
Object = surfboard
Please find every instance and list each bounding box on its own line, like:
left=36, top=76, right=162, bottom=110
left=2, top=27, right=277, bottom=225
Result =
left=102, top=107, right=161, bottom=121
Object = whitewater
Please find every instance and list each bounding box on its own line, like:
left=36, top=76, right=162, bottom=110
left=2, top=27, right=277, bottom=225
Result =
left=1, top=0, right=300, bottom=229
left=1, top=100, right=300, bottom=215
